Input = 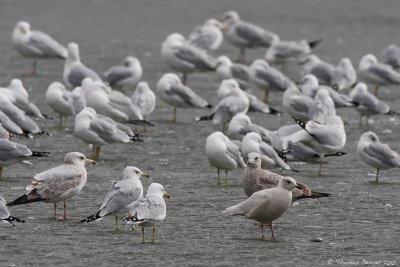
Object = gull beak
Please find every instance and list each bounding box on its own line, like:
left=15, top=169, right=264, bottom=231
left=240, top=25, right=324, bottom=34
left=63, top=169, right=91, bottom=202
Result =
left=222, top=25, right=229, bottom=32
left=295, top=183, right=302, bottom=189
left=163, top=192, right=170, bottom=199
left=298, top=58, right=310, bottom=66
left=141, top=172, right=150, bottom=178
left=85, top=159, right=96, bottom=165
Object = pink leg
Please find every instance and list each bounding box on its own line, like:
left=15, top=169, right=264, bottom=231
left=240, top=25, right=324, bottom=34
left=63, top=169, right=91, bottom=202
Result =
left=261, top=223, right=266, bottom=240
left=269, top=223, right=276, bottom=239
left=63, top=201, right=67, bottom=220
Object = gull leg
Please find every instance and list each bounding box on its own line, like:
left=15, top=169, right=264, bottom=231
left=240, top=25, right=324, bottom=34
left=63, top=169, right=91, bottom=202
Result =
left=59, top=114, right=64, bottom=128
left=31, top=60, right=37, bottom=76
left=94, top=145, right=101, bottom=161
left=91, top=145, right=96, bottom=160
left=376, top=168, right=379, bottom=183
left=63, top=201, right=67, bottom=220
left=182, top=73, right=188, bottom=85
left=359, top=115, right=363, bottom=126
left=171, top=107, right=177, bottom=124
left=261, top=223, right=265, bottom=240
left=269, top=223, right=276, bottom=239
left=224, top=169, right=228, bottom=186
left=152, top=226, right=156, bottom=243
left=142, top=227, right=145, bottom=243
left=217, top=169, right=220, bottom=185
left=374, top=85, right=379, bottom=96
left=0, top=165, right=3, bottom=179
left=318, top=156, right=323, bottom=176
left=222, top=123, right=226, bottom=134
left=236, top=48, right=246, bottom=63
left=263, top=91, right=269, bottom=103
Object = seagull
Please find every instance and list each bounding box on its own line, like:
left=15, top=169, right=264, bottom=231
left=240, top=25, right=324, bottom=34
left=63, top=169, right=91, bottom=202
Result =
left=205, top=131, right=245, bottom=185
left=244, top=152, right=330, bottom=200
left=80, top=166, right=149, bottom=230
left=130, top=82, right=156, bottom=119
left=227, top=114, right=272, bottom=143
left=249, top=59, right=295, bottom=102
left=63, top=42, right=101, bottom=88
left=0, top=138, right=49, bottom=178
left=12, top=21, right=67, bottom=75
left=215, top=55, right=250, bottom=88
left=330, top=58, right=357, bottom=91
left=241, top=132, right=295, bottom=171
left=46, top=82, right=75, bottom=127
left=299, top=54, right=336, bottom=85
left=161, top=33, right=216, bottom=84
left=0, top=196, right=25, bottom=226
left=195, top=79, right=249, bottom=130
left=1, top=79, right=45, bottom=118
left=219, top=10, right=280, bottom=63
left=381, top=44, right=400, bottom=69
left=123, top=183, right=170, bottom=243
left=103, top=56, right=143, bottom=90
left=156, top=73, right=211, bottom=123
left=358, top=54, right=400, bottom=96
left=187, top=18, right=224, bottom=51
left=223, top=176, right=300, bottom=240
left=244, top=91, right=281, bottom=115
left=265, top=38, right=322, bottom=66
left=0, top=110, right=24, bottom=137
left=7, top=152, right=96, bottom=220
left=74, top=108, right=143, bottom=160
left=357, top=131, right=400, bottom=182
left=282, top=84, right=315, bottom=121
left=349, top=83, right=399, bottom=125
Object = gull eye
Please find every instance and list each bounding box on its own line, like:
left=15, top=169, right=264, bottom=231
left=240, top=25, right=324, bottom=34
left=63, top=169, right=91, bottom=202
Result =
left=79, top=156, right=85, bottom=160
left=286, top=180, right=291, bottom=184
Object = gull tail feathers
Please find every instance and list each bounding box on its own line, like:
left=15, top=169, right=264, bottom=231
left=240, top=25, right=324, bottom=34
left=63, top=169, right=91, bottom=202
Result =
left=7, top=194, right=44, bottom=206
left=80, top=211, right=102, bottom=223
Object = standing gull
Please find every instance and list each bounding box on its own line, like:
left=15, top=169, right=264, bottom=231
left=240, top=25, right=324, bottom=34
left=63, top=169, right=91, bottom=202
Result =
left=80, top=166, right=149, bottom=230
left=227, top=114, right=272, bottom=143
left=299, top=54, right=336, bottom=86
left=130, top=82, right=156, bottom=119
left=358, top=54, right=400, bottom=96
left=381, top=44, right=400, bottom=69
left=103, top=56, right=143, bottom=91
left=46, top=82, right=75, bottom=127
left=223, top=176, right=300, bottom=239
left=357, top=131, right=400, bottom=182
left=0, top=196, right=25, bottom=226
left=63, top=42, right=101, bottom=88
left=74, top=108, right=143, bottom=160
left=205, top=131, right=245, bottom=185
left=7, top=152, right=96, bottom=220
left=244, top=152, right=330, bottom=200
left=215, top=56, right=250, bottom=88
left=12, top=21, right=67, bottom=75
left=161, top=33, right=216, bottom=84
left=156, top=73, right=211, bottom=123
left=124, top=183, right=170, bottom=243
left=349, top=83, right=399, bottom=125
left=187, top=18, right=224, bottom=51
left=219, top=10, right=280, bottom=62
left=195, top=79, right=249, bottom=130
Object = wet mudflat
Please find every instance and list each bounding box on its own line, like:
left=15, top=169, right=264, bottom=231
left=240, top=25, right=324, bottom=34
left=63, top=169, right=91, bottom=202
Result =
left=0, top=0, right=399, bottom=266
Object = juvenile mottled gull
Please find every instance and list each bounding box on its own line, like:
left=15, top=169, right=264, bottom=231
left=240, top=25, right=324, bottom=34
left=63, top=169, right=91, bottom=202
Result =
left=357, top=131, right=400, bottom=182
left=219, top=10, right=280, bottom=62
left=223, top=176, right=299, bottom=239
left=205, top=131, right=245, bottom=185
left=349, top=83, right=398, bottom=125
left=244, top=152, right=330, bottom=200
left=124, top=183, right=170, bottom=243
left=7, top=152, right=96, bottom=220
left=12, top=21, right=67, bottom=75
left=187, top=18, right=223, bottom=51
left=46, top=82, right=75, bottom=127
left=156, top=73, right=211, bottom=123
left=358, top=54, right=400, bottom=96
left=0, top=139, right=49, bottom=178
left=0, top=196, right=25, bottom=226
left=103, top=56, right=143, bottom=90
left=161, top=33, right=216, bottom=84
left=63, top=42, right=101, bottom=88
left=80, top=166, right=148, bottom=229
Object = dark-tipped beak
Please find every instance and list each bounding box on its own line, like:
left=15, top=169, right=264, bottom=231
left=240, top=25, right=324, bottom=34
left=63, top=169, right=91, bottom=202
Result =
left=295, top=183, right=302, bottom=189
left=85, top=159, right=96, bottom=165
left=163, top=192, right=170, bottom=199
left=141, top=172, right=150, bottom=178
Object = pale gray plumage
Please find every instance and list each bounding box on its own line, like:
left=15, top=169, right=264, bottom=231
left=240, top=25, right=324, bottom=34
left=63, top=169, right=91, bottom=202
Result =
left=227, top=114, right=271, bottom=143
left=0, top=196, right=25, bottom=226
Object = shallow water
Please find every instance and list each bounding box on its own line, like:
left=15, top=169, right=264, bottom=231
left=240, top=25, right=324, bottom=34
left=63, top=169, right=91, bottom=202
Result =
left=0, top=0, right=400, bottom=266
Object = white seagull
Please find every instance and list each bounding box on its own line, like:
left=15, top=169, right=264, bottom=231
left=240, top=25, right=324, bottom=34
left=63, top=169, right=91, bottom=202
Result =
left=103, top=56, right=143, bottom=90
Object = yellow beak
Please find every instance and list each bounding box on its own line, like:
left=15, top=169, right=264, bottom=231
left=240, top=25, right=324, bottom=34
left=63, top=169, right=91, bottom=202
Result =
left=163, top=192, right=170, bottom=199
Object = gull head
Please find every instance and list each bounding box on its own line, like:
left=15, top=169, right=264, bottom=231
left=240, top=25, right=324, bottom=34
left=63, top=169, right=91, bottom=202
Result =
left=359, top=54, right=377, bottom=69
left=64, top=152, right=96, bottom=166
left=136, top=81, right=151, bottom=93
left=160, top=73, right=181, bottom=86
left=245, top=132, right=262, bottom=143
left=250, top=59, right=270, bottom=70
left=47, top=82, right=66, bottom=93
left=247, top=152, right=262, bottom=168
left=164, top=33, right=186, bottom=45
left=219, top=10, right=240, bottom=26
left=123, top=56, right=141, bottom=68
left=217, top=79, right=240, bottom=98
left=298, top=54, right=320, bottom=66
left=67, top=42, right=80, bottom=62
left=9, top=78, right=24, bottom=89
left=76, top=107, right=97, bottom=121
left=279, top=177, right=300, bottom=191
left=360, top=131, right=379, bottom=143
left=299, top=74, right=319, bottom=87
left=216, top=55, right=232, bottom=69
left=231, top=114, right=251, bottom=127
left=147, top=183, right=170, bottom=199
left=15, top=21, right=31, bottom=34
left=123, top=166, right=150, bottom=180
left=205, top=18, right=223, bottom=29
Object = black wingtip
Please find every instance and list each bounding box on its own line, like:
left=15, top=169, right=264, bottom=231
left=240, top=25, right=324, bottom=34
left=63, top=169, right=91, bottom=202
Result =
left=6, top=216, right=26, bottom=224
left=194, top=114, right=214, bottom=122
left=130, top=133, right=145, bottom=142
left=127, top=119, right=155, bottom=127
left=7, top=194, right=44, bottom=206
left=31, top=151, right=51, bottom=157
left=39, top=130, right=53, bottom=137
left=269, top=107, right=282, bottom=116
left=308, top=38, right=323, bottom=49
left=205, top=104, right=213, bottom=109
left=310, top=191, right=331, bottom=198
left=80, top=211, right=101, bottom=223
left=42, top=114, right=54, bottom=120
left=293, top=117, right=307, bottom=129
left=387, top=110, right=400, bottom=116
